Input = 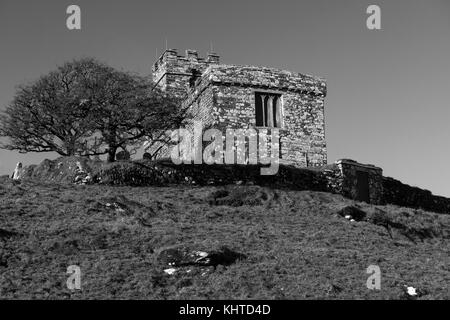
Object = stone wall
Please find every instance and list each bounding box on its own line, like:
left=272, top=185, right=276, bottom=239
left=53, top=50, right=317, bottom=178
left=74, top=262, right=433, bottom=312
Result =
left=337, top=160, right=383, bottom=205
left=209, top=85, right=326, bottom=166
left=322, top=159, right=450, bottom=213
left=96, top=157, right=450, bottom=215
left=20, top=155, right=450, bottom=214
left=96, top=159, right=329, bottom=191
left=204, top=65, right=327, bottom=94
left=321, top=160, right=383, bottom=205
left=383, top=177, right=450, bottom=214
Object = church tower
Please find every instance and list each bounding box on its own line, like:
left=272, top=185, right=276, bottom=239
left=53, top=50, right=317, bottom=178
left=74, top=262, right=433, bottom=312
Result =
left=152, top=49, right=220, bottom=97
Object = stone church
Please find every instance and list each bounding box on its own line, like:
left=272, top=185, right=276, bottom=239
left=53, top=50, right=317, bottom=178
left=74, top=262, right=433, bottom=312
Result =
left=152, top=49, right=327, bottom=167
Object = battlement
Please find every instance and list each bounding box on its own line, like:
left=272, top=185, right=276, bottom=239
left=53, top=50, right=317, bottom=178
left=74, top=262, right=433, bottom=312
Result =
left=152, top=49, right=220, bottom=97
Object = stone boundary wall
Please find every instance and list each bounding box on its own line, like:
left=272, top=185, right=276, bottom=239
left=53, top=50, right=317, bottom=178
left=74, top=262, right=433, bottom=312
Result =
left=19, top=156, right=450, bottom=215
left=382, top=177, right=450, bottom=214
left=95, top=160, right=329, bottom=192
left=96, top=158, right=450, bottom=214
left=320, top=160, right=449, bottom=213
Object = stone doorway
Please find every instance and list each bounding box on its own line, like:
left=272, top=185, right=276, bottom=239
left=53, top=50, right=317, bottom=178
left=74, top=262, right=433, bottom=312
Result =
left=355, top=170, right=370, bottom=203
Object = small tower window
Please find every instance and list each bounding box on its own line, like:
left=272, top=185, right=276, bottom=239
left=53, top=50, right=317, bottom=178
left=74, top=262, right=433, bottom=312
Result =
left=189, top=68, right=202, bottom=88
left=255, top=92, right=282, bottom=128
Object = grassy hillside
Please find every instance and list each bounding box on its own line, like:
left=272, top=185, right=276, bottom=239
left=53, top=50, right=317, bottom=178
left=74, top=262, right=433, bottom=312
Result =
left=0, top=177, right=448, bottom=299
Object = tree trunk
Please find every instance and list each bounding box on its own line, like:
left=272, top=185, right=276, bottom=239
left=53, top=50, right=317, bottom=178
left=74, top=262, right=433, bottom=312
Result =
left=107, top=146, right=117, bottom=163
left=66, top=145, right=75, bottom=157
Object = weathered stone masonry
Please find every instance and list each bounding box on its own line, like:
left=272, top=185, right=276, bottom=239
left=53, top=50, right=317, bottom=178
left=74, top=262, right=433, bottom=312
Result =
left=153, top=49, right=220, bottom=99
left=323, top=159, right=384, bottom=205
left=152, top=49, right=327, bottom=167
left=323, top=159, right=450, bottom=213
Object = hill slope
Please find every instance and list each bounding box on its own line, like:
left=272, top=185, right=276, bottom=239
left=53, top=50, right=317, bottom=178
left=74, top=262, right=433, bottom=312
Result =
left=0, top=177, right=448, bottom=299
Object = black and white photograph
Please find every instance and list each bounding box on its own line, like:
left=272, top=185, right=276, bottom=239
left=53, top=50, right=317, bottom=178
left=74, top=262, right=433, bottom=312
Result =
left=0, top=0, right=448, bottom=308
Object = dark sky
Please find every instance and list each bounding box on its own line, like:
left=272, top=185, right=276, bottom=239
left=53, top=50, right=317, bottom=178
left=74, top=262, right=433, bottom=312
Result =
left=1, top=0, right=450, bottom=196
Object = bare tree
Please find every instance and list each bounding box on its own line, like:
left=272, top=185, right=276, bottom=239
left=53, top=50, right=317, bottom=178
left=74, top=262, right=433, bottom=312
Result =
left=0, top=59, right=109, bottom=156
left=85, top=70, right=184, bottom=162
left=0, top=58, right=185, bottom=162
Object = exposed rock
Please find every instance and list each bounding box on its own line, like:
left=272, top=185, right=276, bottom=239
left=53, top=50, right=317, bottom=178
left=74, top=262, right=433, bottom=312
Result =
left=105, top=202, right=127, bottom=214
left=164, top=268, right=177, bottom=275
left=158, top=246, right=246, bottom=268
left=19, top=157, right=101, bottom=184
left=406, top=286, right=417, bottom=296
left=95, top=195, right=146, bottom=216
left=198, top=247, right=247, bottom=267
left=76, top=161, right=85, bottom=173
left=401, top=285, right=427, bottom=300
left=74, top=161, right=93, bottom=185
left=337, top=206, right=367, bottom=222
left=12, top=162, right=23, bottom=180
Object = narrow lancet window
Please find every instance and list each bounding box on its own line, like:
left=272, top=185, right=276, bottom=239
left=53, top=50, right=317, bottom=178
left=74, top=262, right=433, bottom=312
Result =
left=255, top=92, right=282, bottom=128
